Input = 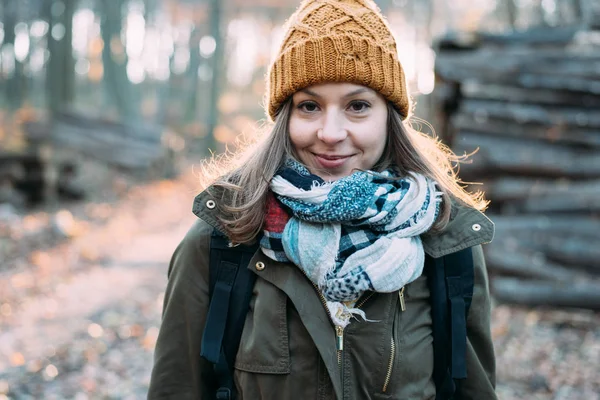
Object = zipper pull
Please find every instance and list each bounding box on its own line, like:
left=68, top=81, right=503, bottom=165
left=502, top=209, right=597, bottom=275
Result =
left=335, top=326, right=344, bottom=351
left=399, top=287, right=406, bottom=312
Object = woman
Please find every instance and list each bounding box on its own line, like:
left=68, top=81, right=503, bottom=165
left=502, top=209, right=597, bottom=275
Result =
left=148, top=0, right=497, bottom=399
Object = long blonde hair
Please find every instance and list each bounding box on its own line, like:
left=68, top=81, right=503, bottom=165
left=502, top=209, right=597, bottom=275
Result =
left=200, top=99, right=487, bottom=244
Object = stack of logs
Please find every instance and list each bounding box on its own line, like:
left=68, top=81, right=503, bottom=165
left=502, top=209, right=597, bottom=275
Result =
left=434, top=28, right=600, bottom=310
left=0, top=112, right=182, bottom=207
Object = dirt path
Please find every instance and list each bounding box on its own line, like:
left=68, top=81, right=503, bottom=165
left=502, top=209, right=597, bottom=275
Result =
left=0, top=172, right=198, bottom=399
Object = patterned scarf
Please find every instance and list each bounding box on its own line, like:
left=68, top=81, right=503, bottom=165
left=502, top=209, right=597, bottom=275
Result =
left=261, top=160, right=442, bottom=328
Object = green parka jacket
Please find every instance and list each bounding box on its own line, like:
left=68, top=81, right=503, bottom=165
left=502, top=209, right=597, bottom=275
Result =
left=148, top=188, right=497, bottom=400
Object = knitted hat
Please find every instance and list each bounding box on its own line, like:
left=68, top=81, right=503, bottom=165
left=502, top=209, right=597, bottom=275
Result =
left=266, top=0, right=411, bottom=121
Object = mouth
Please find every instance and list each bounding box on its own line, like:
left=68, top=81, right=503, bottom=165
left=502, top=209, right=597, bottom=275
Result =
left=313, top=153, right=353, bottom=169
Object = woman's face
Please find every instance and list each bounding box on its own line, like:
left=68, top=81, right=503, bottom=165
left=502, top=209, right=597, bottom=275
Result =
left=289, top=82, right=388, bottom=181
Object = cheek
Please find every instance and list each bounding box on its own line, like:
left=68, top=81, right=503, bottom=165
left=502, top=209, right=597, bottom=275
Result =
left=288, top=117, right=313, bottom=149
left=364, top=112, right=388, bottom=156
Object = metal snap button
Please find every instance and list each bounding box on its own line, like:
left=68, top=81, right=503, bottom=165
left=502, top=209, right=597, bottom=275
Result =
left=206, top=200, right=216, bottom=209
left=255, top=261, right=265, bottom=271
left=472, top=223, right=481, bottom=232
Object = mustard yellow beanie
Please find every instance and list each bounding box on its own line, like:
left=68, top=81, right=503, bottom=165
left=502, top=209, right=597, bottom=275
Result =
left=266, top=0, right=411, bottom=121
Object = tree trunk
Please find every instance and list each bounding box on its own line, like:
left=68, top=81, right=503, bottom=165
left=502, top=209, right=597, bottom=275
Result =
left=504, top=0, right=518, bottom=29
left=100, top=0, right=138, bottom=122
left=3, top=0, right=26, bottom=111
left=46, top=0, right=76, bottom=114
left=184, top=27, right=202, bottom=123
left=206, top=0, right=223, bottom=152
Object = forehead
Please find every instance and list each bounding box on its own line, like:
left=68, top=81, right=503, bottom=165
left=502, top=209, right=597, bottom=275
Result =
left=295, top=82, right=377, bottom=98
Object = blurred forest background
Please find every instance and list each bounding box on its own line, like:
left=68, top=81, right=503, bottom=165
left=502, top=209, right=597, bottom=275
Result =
left=1, top=0, right=600, bottom=399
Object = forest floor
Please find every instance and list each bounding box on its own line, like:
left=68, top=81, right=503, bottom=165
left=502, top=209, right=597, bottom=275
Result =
left=0, top=160, right=598, bottom=400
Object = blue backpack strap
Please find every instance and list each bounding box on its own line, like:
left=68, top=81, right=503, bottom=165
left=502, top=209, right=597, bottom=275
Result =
left=426, top=247, right=474, bottom=400
left=201, top=229, right=260, bottom=400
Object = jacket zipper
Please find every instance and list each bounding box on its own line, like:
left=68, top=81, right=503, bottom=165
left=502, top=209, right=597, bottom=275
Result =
left=356, top=291, right=375, bottom=309
left=333, top=292, right=375, bottom=365
left=307, top=281, right=345, bottom=367
left=399, top=286, right=406, bottom=311
left=299, top=269, right=378, bottom=397
left=382, top=287, right=405, bottom=392
left=382, top=337, right=396, bottom=392
left=308, top=281, right=345, bottom=395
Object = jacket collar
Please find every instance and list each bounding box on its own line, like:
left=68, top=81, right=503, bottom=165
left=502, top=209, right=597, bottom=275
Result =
left=192, top=187, right=494, bottom=257
left=422, top=202, right=494, bottom=257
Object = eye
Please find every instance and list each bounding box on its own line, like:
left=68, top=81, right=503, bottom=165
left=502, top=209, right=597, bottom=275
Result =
left=348, top=100, right=371, bottom=113
left=297, top=101, right=320, bottom=113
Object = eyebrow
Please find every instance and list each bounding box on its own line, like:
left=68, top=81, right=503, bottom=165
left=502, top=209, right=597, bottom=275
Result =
left=299, top=87, right=372, bottom=98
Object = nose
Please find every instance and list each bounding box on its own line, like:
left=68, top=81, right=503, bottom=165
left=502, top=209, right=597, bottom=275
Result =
left=317, top=111, right=347, bottom=144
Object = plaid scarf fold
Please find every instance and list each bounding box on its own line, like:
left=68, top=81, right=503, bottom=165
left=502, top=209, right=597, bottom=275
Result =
left=261, top=160, right=442, bottom=327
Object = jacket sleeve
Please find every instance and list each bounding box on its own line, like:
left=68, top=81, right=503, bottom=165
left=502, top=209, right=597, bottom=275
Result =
left=456, top=244, right=498, bottom=400
left=148, top=219, right=216, bottom=400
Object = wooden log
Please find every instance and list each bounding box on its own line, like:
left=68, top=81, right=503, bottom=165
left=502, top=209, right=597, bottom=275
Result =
left=43, top=114, right=169, bottom=170
left=22, top=114, right=171, bottom=171
left=491, top=215, right=600, bottom=240
left=490, top=228, right=600, bottom=271
left=438, top=46, right=600, bottom=64
left=492, top=278, right=600, bottom=310
left=480, top=178, right=600, bottom=212
left=51, top=121, right=165, bottom=168
left=459, top=82, right=600, bottom=108
left=515, top=73, right=600, bottom=95
left=481, top=178, right=599, bottom=201
left=436, top=48, right=600, bottom=100
left=458, top=100, right=600, bottom=128
left=519, top=193, right=600, bottom=213
left=454, top=133, right=600, bottom=179
left=438, top=68, right=600, bottom=95
left=476, top=27, right=579, bottom=46
left=519, top=235, right=600, bottom=270
left=54, top=112, right=163, bottom=143
left=436, top=49, right=600, bottom=81
left=451, top=114, right=600, bottom=148
left=485, top=245, right=579, bottom=282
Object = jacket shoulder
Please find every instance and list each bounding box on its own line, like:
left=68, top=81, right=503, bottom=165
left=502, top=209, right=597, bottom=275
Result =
left=185, top=218, right=215, bottom=244
left=167, top=218, right=214, bottom=279
left=423, top=204, right=494, bottom=258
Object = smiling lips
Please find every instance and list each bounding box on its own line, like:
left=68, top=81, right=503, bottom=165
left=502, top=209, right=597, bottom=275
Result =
left=313, top=153, right=353, bottom=169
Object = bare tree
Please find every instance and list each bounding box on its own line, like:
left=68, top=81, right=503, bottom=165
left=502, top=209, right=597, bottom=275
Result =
left=99, top=0, right=139, bottom=121
left=46, top=0, right=76, bottom=115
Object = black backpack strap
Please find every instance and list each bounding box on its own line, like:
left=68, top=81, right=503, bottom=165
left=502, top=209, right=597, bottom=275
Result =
left=201, top=230, right=260, bottom=400
left=426, top=247, right=474, bottom=400
left=444, top=248, right=474, bottom=380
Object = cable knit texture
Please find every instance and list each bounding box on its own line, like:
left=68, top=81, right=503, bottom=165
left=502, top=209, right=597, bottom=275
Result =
left=266, top=0, right=411, bottom=120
